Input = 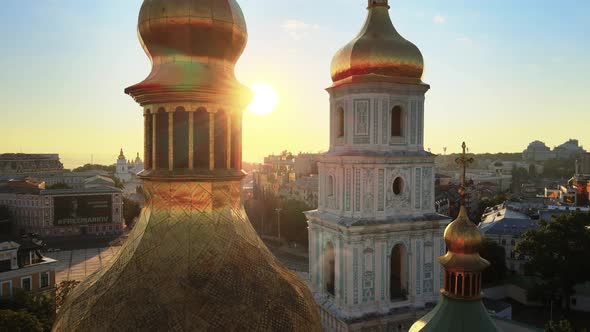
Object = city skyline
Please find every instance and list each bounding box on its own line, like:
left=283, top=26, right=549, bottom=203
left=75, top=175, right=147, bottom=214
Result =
left=1, top=0, right=589, bottom=169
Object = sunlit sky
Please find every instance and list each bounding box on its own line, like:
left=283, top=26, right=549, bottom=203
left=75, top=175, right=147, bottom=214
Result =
left=1, top=0, right=589, bottom=168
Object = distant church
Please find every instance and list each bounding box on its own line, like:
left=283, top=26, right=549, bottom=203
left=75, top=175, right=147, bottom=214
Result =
left=114, top=149, right=143, bottom=183
left=306, top=1, right=450, bottom=330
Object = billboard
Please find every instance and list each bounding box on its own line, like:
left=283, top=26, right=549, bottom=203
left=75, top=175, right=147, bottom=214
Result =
left=54, top=195, right=112, bottom=226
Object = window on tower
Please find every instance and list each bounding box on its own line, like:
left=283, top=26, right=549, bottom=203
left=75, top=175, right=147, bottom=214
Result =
left=155, top=108, right=169, bottom=170
left=173, top=107, right=189, bottom=169
left=328, top=175, right=335, bottom=197
left=391, top=106, right=402, bottom=137
left=390, top=244, right=407, bottom=301
left=336, top=107, right=344, bottom=138
left=214, top=110, right=228, bottom=169
left=324, top=242, right=335, bottom=296
left=193, top=108, right=210, bottom=169
left=393, top=177, right=403, bottom=195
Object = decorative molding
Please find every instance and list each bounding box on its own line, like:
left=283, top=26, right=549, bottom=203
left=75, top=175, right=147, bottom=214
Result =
left=354, top=169, right=361, bottom=212
left=414, top=167, right=422, bottom=210
left=353, top=99, right=370, bottom=137
left=378, top=169, right=385, bottom=212
left=410, top=101, right=417, bottom=145
left=353, top=247, right=359, bottom=305
left=418, top=101, right=424, bottom=146
left=345, top=168, right=352, bottom=211
left=373, top=99, right=379, bottom=144
left=382, top=98, right=389, bottom=145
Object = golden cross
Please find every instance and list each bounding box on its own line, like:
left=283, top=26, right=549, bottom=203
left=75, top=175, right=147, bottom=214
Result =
left=455, top=142, right=474, bottom=203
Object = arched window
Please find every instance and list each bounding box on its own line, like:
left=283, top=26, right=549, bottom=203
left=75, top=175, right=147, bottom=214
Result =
left=155, top=108, right=169, bottom=170
left=328, top=175, right=335, bottom=197
left=391, top=106, right=402, bottom=137
left=173, top=107, right=189, bottom=169
left=214, top=110, right=228, bottom=169
left=193, top=109, right=210, bottom=169
left=390, top=244, right=407, bottom=300
left=324, top=242, right=335, bottom=296
left=336, top=107, right=344, bottom=138
left=145, top=112, right=153, bottom=170
left=393, top=177, right=403, bottom=195
left=457, top=274, right=464, bottom=296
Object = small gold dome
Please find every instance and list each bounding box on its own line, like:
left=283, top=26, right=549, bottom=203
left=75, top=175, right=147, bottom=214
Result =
left=330, top=0, right=424, bottom=86
left=443, top=206, right=483, bottom=255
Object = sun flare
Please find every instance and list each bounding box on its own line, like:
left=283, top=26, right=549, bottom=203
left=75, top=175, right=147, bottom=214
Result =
left=247, top=84, right=279, bottom=115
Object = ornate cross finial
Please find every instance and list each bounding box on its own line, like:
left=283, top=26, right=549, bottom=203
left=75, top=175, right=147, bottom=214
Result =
left=455, top=142, right=474, bottom=204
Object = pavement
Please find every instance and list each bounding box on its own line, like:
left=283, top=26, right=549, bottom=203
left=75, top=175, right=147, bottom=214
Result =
left=44, top=238, right=308, bottom=284
left=45, top=246, right=122, bottom=284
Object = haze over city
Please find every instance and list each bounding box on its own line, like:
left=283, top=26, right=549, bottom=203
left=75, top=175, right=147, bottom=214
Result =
left=1, top=0, right=589, bottom=169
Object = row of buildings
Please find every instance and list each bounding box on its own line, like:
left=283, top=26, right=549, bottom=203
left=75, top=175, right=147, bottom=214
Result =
left=523, top=139, right=587, bottom=161
left=252, top=151, right=320, bottom=208
left=0, top=234, right=57, bottom=299
left=0, top=151, right=145, bottom=239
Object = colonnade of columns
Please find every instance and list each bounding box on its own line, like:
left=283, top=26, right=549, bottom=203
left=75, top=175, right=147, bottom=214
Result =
left=143, top=107, right=242, bottom=173
left=443, top=270, right=482, bottom=298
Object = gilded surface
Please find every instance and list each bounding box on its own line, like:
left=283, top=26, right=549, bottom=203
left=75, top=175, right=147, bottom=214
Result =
left=330, top=1, right=424, bottom=87
left=125, top=0, right=251, bottom=107
left=54, top=180, right=321, bottom=331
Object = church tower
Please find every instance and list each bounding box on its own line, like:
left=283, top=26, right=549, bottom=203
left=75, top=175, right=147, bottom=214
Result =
left=115, top=148, right=131, bottom=182
left=306, top=1, right=450, bottom=330
left=54, top=1, right=321, bottom=331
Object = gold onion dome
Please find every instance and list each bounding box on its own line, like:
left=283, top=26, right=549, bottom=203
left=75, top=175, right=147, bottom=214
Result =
left=125, top=0, right=250, bottom=106
left=54, top=0, right=322, bottom=331
left=330, top=0, right=425, bottom=87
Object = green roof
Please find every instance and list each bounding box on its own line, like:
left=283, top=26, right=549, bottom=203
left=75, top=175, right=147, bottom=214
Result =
left=410, top=296, right=500, bottom=332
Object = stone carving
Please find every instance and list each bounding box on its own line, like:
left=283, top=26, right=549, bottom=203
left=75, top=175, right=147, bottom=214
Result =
left=378, top=169, right=385, bottom=212
left=363, top=169, right=374, bottom=213
left=414, top=168, right=422, bottom=210
left=354, top=100, right=370, bottom=136
left=346, top=168, right=352, bottom=211
left=422, top=167, right=433, bottom=211
left=385, top=167, right=412, bottom=211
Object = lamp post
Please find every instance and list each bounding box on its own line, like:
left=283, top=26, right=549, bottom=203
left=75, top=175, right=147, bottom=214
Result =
left=275, top=208, right=282, bottom=240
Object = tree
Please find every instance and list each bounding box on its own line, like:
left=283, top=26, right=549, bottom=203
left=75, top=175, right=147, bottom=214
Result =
left=8, top=290, right=55, bottom=331
left=479, top=238, right=507, bottom=285
left=55, top=280, right=80, bottom=311
left=515, top=212, right=590, bottom=311
left=72, top=164, right=116, bottom=173
left=123, top=198, right=141, bottom=228
left=545, top=320, right=574, bottom=332
left=0, top=310, right=43, bottom=332
left=110, top=176, right=125, bottom=189
left=279, top=200, right=312, bottom=246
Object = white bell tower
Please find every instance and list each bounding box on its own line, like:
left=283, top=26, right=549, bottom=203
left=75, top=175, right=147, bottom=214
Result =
left=306, top=1, right=450, bottom=330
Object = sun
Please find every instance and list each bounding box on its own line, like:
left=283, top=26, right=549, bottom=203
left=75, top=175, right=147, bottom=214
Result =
left=247, top=84, right=279, bottom=115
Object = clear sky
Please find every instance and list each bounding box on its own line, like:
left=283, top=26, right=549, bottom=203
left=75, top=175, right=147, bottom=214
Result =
left=1, top=0, right=589, bottom=168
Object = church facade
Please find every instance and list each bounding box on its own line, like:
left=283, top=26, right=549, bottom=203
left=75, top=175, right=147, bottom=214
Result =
left=306, top=1, right=450, bottom=331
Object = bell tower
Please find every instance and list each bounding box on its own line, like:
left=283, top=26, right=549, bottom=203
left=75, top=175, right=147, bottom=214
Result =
left=53, top=1, right=321, bottom=331
left=306, top=1, right=450, bottom=330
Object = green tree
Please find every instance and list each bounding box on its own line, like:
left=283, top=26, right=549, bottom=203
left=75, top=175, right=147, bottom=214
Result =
left=55, top=280, right=80, bottom=311
left=515, top=212, right=590, bottom=311
left=544, top=320, right=574, bottom=332
left=123, top=198, right=141, bottom=228
left=279, top=200, right=312, bottom=246
left=479, top=238, right=507, bottom=285
left=9, top=290, right=55, bottom=331
left=72, top=164, right=116, bottom=173
left=0, top=310, right=43, bottom=332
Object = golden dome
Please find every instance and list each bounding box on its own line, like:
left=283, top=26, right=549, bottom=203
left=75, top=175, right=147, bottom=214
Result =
left=125, top=0, right=250, bottom=106
left=443, top=206, right=483, bottom=255
left=330, top=0, right=425, bottom=87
